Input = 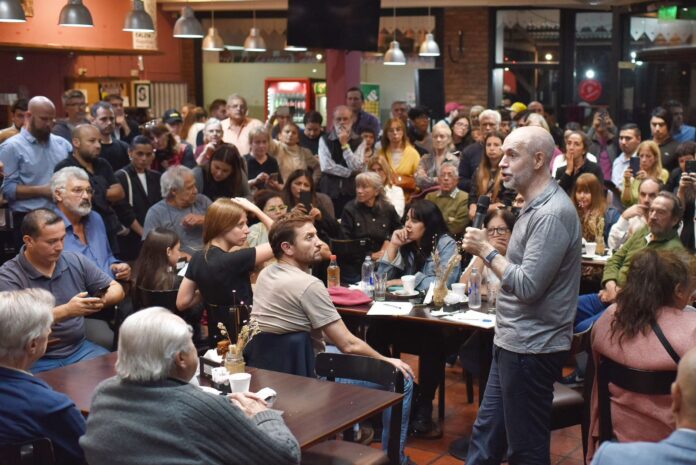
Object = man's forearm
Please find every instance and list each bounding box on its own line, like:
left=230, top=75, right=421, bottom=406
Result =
left=16, top=184, right=51, bottom=200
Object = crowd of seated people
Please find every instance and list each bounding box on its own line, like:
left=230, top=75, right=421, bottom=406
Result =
left=2, top=89, right=696, bottom=465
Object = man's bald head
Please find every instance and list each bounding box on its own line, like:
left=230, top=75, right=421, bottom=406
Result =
left=28, top=96, right=55, bottom=113
left=672, top=347, right=696, bottom=427
left=505, top=126, right=555, bottom=167
left=72, top=124, right=101, bottom=161
left=27, top=96, right=56, bottom=142
left=72, top=124, right=99, bottom=141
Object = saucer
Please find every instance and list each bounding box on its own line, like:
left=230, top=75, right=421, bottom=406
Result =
left=392, top=289, right=419, bottom=297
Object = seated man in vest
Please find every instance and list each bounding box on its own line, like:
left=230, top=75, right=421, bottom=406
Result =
left=0, top=208, right=124, bottom=372
left=591, top=346, right=696, bottom=465
left=251, top=215, right=415, bottom=465
left=0, top=288, right=86, bottom=465
left=425, top=162, right=470, bottom=236
left=318, top=105, right=366, bottom=217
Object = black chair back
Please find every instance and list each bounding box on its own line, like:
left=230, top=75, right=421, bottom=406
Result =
left=135, top=287, right=179, bottom=312
left=596, top=354, right=676, bottom=444
left=315, top=352, right=404, bottom=465
left=243, top=332, right=316, bottom=377
left=0, top=438, right=55, bottom=465
left=330, top=238, right=372, bottom=261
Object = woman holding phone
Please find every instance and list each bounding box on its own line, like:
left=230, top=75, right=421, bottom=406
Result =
left=622, top=141, right=669, bottom=206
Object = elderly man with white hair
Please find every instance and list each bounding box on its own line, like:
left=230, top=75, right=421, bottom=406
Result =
left=458, top=109, right=502, bottom=192
left=462, top=126, right=582, bottom=465
left=142, top=165, right=212, bottom=258
left=0, top=288, right=87, bottom=465
left=80, top=307, right=301, bottom=465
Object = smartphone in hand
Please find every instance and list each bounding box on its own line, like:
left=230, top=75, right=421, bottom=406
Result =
left=629, top=157, right=640, bottom=175
left=299, top=191, right=313, bottom=212
left=686, top=160, right=696, bottom=174
left=90, top=285, right=110, bottom=299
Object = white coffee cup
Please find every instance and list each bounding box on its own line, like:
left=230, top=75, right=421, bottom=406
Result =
left=451, top=283, right=467, bottom=298
left=585, top=242, right=597, bottom=256
left=401, top=275, right=416, bottom=294
left=229, top=372, right=251, bottom=393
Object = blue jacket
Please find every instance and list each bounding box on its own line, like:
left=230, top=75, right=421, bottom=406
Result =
left=0, top=366, right=86, bottom=465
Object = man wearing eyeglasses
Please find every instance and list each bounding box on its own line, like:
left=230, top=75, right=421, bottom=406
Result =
left=52, top=89, right=90, bottom=143
left=0, top=96, right=72, bottom=249
left=221, top=94, right=263, bottom=156
left=54, top=125, right=127, bottom=256
left=425, top=162, right=470, bottom=235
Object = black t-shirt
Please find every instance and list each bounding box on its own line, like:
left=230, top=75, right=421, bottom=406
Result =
left=244, top=154, right=280, bottom=186
left=185, top=246, right=256, bottom=306
left=299, top=132, right=321, bottom=155
left=100, top=139, right=131, bottom=172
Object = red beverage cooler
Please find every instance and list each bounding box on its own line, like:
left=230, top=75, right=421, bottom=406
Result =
left=264, top=78, right=326, bottom=126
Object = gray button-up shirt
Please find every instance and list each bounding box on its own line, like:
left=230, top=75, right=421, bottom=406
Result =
left=496, top=180, right=582, bottom=354
left=0, top=128, right=71, bottom=212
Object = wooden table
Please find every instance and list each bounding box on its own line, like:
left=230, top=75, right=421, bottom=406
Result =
left=37, top=352, right=403, bottom=449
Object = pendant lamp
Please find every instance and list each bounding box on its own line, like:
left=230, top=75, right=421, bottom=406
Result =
left=243, top=10, right=266, bottom=52
left=419, top=7, right=440, bottom=57
left=384, top=4, right=405, bottom=65
left=124, top=0, right=154, bottom=33
left=202, top=11, right=224, bottom=51
left=173, top=5, right=203, bottom=39
left=59, top=0, right=93, bottom=27
left=0, top=0, right=26, bottom=23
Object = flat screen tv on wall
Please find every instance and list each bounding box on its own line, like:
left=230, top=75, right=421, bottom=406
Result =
left=287, top=0, right=381, bottom=52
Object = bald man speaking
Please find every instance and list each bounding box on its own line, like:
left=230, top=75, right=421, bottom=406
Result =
left=591, top=347, right=696, bottom=465
left=462, top=126, right=582, bottom=465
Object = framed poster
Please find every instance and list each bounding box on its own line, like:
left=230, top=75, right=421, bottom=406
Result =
left=131, top=81, right=152, bottom=109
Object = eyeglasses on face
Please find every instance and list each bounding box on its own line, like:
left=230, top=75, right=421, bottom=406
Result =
left=487, top=227, right=510, bottom=236
left=69, top=187, right=94, bottom=196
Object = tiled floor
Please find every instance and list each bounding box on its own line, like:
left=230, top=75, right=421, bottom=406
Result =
left=398, top=354, right=585, bottom=465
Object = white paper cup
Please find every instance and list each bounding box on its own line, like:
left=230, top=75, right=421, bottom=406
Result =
left=401, top=275, right=416, bottom=294
left=585, top=242, right=597, bottom=256
left=451, top=283, right=467, bottom=298
left=229, top=372, right=251, bottom=393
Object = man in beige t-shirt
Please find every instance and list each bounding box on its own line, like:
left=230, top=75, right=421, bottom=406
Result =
left=251, top=215, right=412, bottom=376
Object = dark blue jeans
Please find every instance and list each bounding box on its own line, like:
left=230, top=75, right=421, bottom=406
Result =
left=466, top=346, right=567, bottom=465
left=574, top=293, right=609, bottom=333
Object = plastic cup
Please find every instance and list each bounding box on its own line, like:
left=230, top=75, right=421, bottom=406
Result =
left=229, top=372, right=251, bottom=393
left=451, top=283, right=467, bottom=299
left=374, top=272, right=387, bottom=301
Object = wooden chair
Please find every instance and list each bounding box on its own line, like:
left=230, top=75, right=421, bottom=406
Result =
left=0, top=438, right=55, bottom=465
left=596, top=354, right=677, bottom=444
left=302, top=352, right=405, bottom=465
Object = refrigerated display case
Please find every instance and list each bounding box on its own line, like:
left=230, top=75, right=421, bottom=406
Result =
left=264, top=78, right=326, bottom=126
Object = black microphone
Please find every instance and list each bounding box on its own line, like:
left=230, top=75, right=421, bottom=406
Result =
left=472, top=195, right=491, bottom=229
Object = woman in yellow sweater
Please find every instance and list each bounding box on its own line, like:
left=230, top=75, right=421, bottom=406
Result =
left=377, top=117, right=421, bottom=198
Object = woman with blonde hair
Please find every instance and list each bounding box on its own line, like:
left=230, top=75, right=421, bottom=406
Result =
left=377, top=117, right=421, bottom=197
left=416, top=121, right=459, bottom=191
left=573, top=173, right=620, bottom=243
left=622, top=140, right=669, bottom=206
left=367, top=155, right=405, bottom=216
left=176, top=197, right=274, bottom=346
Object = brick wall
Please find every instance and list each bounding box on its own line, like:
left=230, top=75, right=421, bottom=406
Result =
left=443, top=8, right=490, bottom=108
left=180, top=40, right=198, bottom=103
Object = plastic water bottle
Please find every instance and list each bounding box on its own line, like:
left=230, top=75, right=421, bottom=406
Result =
left=468, top=267, right=481, bottom=310
left=361, top=255, right=374, bottom=297
left=327, top=255, right=340, bottom=288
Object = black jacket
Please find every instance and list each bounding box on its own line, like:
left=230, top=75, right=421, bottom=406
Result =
left=115, top=164, right=162, bottom=226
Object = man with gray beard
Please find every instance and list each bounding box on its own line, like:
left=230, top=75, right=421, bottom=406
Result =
left=51, top=166, right=130, bottom=281
left=54, top=124, right=127, bottom=254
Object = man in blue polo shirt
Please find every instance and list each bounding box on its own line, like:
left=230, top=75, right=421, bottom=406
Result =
left=0, top=208, right=124, bottom=373
left=0, top=96, right=72, bottom=247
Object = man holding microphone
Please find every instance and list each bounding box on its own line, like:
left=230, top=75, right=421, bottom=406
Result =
left=462, top=126, right=582, bottom=465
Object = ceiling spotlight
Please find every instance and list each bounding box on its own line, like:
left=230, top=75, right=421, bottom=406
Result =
left=585, top=69, right=596, bottom=79
left=123, top=0, right=154, bottom=33
left=243, top=10, right=266, bottom=52
left=59, top=0, right=93, bottom=27
left=0, top=0, right=26, bottom=23
left=202, top=10, right=224, bottom=51
left=15, top=52, right=23, bottom=61
left=173, top=6, right=204, bottom=39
